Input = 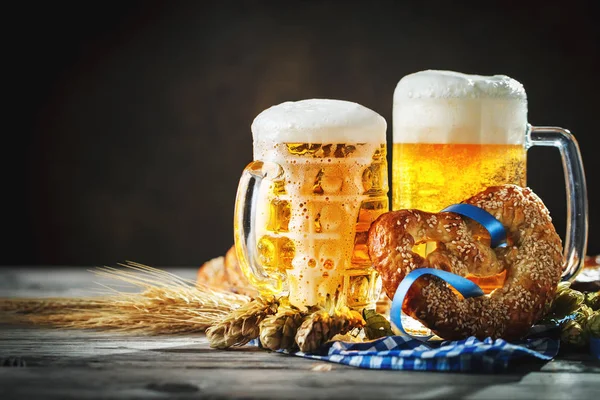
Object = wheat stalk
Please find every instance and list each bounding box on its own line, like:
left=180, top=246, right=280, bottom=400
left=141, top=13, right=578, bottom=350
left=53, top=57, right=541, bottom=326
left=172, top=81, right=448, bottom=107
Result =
left=0, top=262, right=250, bottom=334
left=0, top=298, right=109, bottom=314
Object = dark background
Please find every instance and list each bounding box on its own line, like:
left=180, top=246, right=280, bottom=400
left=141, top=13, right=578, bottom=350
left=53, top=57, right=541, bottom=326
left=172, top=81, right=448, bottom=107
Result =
left=3, top=0, right=599, bottom=267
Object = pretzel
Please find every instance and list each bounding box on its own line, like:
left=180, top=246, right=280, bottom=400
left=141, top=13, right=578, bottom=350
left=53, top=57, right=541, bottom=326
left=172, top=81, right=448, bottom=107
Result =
left=367, top=184, right=564, bottom=341
left=197, top=245, right=258, bottom=297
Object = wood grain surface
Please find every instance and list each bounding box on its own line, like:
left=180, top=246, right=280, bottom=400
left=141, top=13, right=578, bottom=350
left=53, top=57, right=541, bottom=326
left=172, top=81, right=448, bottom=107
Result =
left=0, top=267, right=598, bottom=400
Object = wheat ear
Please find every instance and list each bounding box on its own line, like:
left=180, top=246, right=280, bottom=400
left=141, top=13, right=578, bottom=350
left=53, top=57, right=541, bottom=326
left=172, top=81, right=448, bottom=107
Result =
left=0, top=262, right=250, bottom=335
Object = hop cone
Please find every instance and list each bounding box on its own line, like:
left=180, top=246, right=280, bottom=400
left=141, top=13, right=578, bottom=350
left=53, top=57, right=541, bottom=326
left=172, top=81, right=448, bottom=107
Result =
left=551, top=288, right=585, bottom=319
left=259, top=306, right=304, bottom=351
left=587, top=311, right=600, bottom=338
left=206, top=297, right=278, bottom=349
left=572, top=304, right=593, bottom=326
left=543, top=281, right=572, bottom=316
left=584, top=292, right=600, bottom=311
left=295, top=306, right=365, bottom=354
left=363, top=309, right=394, bottom=340
left=555, top=281, right=572, bottom=295
left=560, top=319, right=588, bottom=348
left=295, top=311, right=332, bottom=354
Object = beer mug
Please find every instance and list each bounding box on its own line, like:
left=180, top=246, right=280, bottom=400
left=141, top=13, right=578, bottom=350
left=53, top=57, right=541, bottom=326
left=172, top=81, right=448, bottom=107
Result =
left=234, top=99, right=389, bottom=309
left=392, top=70, right=588, bottom=290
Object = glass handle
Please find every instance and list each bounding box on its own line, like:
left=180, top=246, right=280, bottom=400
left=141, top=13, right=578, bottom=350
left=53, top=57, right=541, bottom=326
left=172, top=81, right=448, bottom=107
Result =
left=233, top=160, right=286, bottom=295
left=527, top=125, right=588, bottom=281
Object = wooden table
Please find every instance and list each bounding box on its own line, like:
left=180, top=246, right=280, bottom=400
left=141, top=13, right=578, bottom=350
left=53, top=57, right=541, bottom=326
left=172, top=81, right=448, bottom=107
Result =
left=1, top=267, right=598, bottom=399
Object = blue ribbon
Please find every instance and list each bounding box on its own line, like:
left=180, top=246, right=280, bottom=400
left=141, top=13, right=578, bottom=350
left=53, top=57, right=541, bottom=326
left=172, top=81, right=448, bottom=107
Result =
left=390, top=268, right=484, bottom=340
left=441, top=204, right=507, bottom=248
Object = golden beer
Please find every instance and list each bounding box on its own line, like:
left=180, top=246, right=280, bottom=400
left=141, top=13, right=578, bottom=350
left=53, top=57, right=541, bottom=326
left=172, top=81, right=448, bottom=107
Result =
left=392, top=143, right=526, bottom=292
left=235, top=99, right=388, bottom=308
left=392, top=143, right=526, bottom=213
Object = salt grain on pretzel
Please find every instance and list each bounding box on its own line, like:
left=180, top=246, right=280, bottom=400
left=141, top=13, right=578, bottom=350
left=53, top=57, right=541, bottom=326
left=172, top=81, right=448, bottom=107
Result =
left=367, top=184, right=563, bottom=341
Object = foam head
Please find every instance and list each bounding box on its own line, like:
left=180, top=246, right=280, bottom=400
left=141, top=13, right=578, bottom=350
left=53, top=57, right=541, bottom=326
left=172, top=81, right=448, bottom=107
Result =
left=252, top=99, right=387, bottom=146
left=393, top=70, right=528, bottom=144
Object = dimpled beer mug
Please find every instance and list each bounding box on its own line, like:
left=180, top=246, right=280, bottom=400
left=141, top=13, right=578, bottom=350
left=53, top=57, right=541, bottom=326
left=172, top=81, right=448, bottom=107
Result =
left=392, top=70, right=588, bottom=291
left=234, top=99, right=389, bottom=309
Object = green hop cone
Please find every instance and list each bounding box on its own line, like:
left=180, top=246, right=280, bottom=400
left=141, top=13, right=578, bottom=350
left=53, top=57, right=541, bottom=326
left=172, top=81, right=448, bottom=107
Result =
left=555, top=281, right=572, bottom=295
left=560, top=319, right=588, bottom=348
left=362, top=309, right=394, bottom=340
left=584, top=292, right=600, bottom=311
left=539, top=282, right=574, bottom=322
left=551, top=288, right=585, bottom=319
left=572, top=304, right=593, bottom=327
left=587, top=311, right=600, bottom=338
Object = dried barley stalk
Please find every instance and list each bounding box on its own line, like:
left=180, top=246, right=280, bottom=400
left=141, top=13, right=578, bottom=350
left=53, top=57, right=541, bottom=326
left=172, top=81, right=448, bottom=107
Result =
left=0, top=262, right=250, bottom=335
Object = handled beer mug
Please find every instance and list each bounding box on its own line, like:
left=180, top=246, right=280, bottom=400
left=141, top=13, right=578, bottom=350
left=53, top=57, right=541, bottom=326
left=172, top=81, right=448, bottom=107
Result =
left=392, top=70, right=588, bottom=291
left=234, top=99, right=389, bottom=309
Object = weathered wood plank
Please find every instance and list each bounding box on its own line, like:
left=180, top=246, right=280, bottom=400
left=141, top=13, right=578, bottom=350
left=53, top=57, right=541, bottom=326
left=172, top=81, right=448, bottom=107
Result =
left=1, top=363, right=599, bottom=400
left=1, top=268, right=599, bottom=399
left=1, top=326, right=598, bottom=373
left=0, top=267, right=198, bottom=298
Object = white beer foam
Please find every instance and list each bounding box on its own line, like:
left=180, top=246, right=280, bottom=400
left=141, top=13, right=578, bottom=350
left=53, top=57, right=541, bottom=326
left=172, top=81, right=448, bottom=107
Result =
left=393, top=70, right=528, bottom=144
left=252, top=99, right=387, bottom=144
left=394, top=70, right=526, bottom=100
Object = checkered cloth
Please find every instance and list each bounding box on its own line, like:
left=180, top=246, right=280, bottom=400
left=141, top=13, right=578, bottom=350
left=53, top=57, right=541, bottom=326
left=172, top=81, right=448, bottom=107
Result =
left=294, top=334, right=559, bottom=373
left=255, top=325, right=560, bottom=372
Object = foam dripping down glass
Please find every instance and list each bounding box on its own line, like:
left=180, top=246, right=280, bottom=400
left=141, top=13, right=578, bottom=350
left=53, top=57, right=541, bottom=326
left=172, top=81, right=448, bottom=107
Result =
left=234, top=99, right=389, bottom=309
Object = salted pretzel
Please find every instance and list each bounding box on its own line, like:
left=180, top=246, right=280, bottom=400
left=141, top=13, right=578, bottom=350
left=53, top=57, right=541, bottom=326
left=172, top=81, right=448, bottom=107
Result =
left=367, top=184, right=564, bottom=341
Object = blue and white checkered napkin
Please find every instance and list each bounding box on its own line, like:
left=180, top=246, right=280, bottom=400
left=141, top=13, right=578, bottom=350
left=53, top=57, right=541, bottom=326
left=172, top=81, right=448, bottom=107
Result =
left=294, top=333, right=560, bottom=373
